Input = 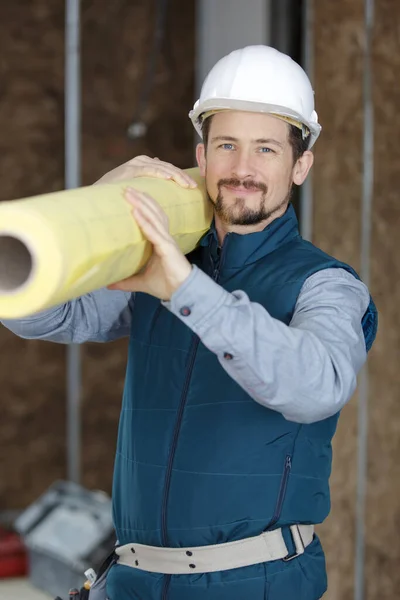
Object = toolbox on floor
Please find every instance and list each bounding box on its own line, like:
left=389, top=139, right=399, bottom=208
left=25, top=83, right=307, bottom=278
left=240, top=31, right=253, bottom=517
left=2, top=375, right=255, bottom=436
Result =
left=14, top=481, right=115, bottom=598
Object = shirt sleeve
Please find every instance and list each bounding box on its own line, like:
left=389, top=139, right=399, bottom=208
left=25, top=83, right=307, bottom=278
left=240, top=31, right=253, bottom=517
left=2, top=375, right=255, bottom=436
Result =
left=162, top=266, right=370, bottom=424
left=1, top=287, right=133, bottom=344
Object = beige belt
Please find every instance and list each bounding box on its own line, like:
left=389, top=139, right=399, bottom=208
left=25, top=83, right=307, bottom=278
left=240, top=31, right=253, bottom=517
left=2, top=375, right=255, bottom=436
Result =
left=116, top=524, right=314, bottom=575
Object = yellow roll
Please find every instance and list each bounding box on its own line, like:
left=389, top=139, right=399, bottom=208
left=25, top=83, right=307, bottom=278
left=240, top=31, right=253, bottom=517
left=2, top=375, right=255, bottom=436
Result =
left=0, top=168, right=212, bottom=318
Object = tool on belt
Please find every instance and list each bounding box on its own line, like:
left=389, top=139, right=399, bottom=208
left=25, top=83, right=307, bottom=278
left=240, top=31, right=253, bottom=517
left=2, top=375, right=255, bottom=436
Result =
left=54, top=567, right=96, bottom=600
left=54, top=584, right=89, bottom=600
left=54, top=553, right=116, bottom=600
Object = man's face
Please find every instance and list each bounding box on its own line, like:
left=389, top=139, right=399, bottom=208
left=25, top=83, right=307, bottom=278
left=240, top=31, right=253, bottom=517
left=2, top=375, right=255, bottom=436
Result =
left=196, top=111, right=312, bottom=227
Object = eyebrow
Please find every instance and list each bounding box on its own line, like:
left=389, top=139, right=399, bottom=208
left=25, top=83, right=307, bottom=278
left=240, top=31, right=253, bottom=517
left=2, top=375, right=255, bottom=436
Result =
left=210, top=135, right=284, bottom=148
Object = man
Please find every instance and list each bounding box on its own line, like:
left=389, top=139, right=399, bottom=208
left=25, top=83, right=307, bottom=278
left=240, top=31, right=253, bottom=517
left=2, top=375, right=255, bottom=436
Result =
left=3, top=46, right=377, bottom=599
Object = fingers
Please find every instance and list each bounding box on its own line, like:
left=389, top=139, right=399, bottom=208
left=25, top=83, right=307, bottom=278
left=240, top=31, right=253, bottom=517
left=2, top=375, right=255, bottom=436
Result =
left=152, top=157, right=197, bottom=187
left=126, top=188, right=167, bottom=226
left=171, top=170, right=198, bottom=189
left=126, top=155, right=197, bottom=188
left=133, top=202, right=167, bottom=245
left=126, top=189, right=171, bottom=246
left=95, top=155, right=198, bottom=188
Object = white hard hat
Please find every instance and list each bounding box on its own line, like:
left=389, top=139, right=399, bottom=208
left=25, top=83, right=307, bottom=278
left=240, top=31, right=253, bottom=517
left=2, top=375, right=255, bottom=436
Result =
left=189, top=45, right=321, bottom=148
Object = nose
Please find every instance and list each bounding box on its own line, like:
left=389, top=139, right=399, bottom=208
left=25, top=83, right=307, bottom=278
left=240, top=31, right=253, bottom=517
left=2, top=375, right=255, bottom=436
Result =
left=231, top=149, right=256, bottom=181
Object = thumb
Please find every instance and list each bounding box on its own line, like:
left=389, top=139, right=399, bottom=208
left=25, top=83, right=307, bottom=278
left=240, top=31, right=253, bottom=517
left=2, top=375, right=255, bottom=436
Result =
left=107, top=272, right=147, bottom=293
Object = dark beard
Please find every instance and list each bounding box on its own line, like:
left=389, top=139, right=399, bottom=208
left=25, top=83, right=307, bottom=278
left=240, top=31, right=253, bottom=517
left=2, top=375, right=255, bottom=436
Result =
left=212, top=177, right=290, bottom=226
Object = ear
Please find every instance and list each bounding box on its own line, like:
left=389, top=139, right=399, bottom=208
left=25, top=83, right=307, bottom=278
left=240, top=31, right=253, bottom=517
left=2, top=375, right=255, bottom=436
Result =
left=293, top=150, right=314, bottom=186
left=196, top=143, right=207, bottom=177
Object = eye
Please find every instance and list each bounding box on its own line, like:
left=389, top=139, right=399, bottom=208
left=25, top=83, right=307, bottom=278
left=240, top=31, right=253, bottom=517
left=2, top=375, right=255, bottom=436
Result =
left=259, top=147, right=273, bottom=153
left=219, top=143, right=234, bottom=150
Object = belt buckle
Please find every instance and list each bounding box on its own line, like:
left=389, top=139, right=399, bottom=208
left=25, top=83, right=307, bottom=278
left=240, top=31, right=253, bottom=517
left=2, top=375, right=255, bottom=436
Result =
left=283, top=525, right=305, bottom=562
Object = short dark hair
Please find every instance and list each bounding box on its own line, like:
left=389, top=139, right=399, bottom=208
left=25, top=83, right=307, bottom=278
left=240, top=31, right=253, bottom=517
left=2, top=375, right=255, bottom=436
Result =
left=201, top=115, right=310, bottom=163
left=201, top=114, right=214, bottom=151
left=288, top=124, right=310, bottom=163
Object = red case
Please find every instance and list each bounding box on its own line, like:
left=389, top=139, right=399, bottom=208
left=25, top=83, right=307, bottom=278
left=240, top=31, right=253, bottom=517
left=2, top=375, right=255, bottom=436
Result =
left=0, top=527, right=28, bottom=578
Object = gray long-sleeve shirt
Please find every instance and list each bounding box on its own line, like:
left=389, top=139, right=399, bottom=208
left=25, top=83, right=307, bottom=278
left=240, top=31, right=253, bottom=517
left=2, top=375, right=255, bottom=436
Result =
left=1, top=267, right=370, bottom=424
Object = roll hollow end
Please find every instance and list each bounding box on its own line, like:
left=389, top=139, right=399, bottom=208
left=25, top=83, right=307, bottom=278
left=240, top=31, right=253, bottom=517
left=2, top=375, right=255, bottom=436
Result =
left=0, top=235, right=33, bottom=293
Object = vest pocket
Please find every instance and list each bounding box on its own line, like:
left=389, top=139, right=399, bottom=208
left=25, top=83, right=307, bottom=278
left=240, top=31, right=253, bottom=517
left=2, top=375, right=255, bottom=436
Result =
left=265, top=455, right=292, bottom=529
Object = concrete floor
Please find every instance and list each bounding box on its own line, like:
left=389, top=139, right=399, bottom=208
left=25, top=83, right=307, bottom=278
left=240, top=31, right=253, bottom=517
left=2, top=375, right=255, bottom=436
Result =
left=0, top=578, right=53, bottom=600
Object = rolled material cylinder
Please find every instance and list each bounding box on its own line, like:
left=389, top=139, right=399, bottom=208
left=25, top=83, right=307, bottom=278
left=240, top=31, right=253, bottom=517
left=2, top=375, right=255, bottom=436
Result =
left=0, top=168, right=211, bottom=318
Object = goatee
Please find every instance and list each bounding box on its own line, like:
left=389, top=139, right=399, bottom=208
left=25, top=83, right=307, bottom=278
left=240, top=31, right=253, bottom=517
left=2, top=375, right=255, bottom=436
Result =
left=212, top=177, right=287, bottom=226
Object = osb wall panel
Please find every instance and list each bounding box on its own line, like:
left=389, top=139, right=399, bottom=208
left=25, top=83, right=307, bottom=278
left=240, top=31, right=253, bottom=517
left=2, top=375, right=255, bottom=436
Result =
left=365, top=0, right=400, bottom=598
left=313, top=2, right=364, bottom=599
left=313, top=1, right=399, bottom=599
left=0, top=1, right=69, bottom=511
left=0, top=0, right=195, bottom=510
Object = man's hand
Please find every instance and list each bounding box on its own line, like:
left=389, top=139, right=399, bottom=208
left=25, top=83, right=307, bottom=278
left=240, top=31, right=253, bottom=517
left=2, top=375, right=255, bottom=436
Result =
left=94, top=155, right=198, bottom=189
left=108, top=188, right=192, bottom=301
left=97, top=155, right=197, bottom=299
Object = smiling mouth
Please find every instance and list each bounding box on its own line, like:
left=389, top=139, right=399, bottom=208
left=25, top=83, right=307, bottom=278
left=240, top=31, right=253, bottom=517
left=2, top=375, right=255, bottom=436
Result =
left=223, top=185, right=261, bottom=194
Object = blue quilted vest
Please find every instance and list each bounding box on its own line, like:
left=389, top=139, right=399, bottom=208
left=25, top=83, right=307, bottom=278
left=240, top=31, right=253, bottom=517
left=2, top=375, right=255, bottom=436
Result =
left=111, top=203, right=377, bottom=555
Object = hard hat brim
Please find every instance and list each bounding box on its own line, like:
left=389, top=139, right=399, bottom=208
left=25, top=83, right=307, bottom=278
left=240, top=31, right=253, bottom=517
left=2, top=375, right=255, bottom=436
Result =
left=189, top=98, right=321, bottom=149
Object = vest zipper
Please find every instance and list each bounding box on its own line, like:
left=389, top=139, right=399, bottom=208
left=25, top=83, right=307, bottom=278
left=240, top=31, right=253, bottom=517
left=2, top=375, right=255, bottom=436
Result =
left=161, top=238, right=228, bottom=600
left=148, top=303, right=163, bottom=343
left=265, top=455, right=292, bottom=529
left=160, top=335, right=200, bottom=548
left=213, top=234, right=228, bottom=280
left=161, top=337, right=199, bottom=600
